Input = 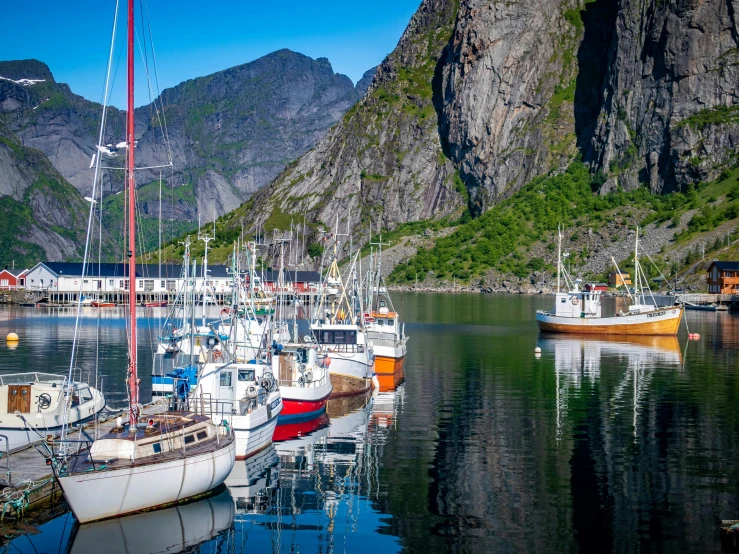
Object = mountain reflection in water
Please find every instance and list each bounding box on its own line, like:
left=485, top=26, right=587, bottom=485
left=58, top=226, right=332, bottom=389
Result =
left=1, top=295, right=738, bottom=553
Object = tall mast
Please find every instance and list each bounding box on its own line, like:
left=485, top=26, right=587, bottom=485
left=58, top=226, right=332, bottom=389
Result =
left=556, top=226, right=561, bottom=294
left=127, top=0, right=139, bottom=429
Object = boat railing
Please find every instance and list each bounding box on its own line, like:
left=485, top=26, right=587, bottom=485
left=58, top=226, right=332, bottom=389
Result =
left=0, top=372, right=68, bottom=386
left=194, top=392, right=234, bottom=428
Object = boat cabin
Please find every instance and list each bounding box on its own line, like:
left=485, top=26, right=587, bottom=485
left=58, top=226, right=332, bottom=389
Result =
left=197, top=362, right=279, bottom=417
left=552, top=283, right=603, bottom=319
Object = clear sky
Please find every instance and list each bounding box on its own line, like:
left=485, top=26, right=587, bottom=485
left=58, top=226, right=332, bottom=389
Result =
left=1, top=0, right=420, bottom=108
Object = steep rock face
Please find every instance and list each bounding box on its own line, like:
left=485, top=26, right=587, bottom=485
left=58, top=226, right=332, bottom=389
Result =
left=242, top=0, right=464, bottom=243
left=0, top=122, right=114, bottom=266
left=0, top=52, right=365, bottom=221
left=440, top=0, right=580, bottom=212
left=587, top=0, right=739, bottom=193
left=355, top=66, right=378, bottom=98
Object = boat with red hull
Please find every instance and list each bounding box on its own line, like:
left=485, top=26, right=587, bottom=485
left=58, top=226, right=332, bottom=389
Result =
left=272, top=344, right=333, bottom=421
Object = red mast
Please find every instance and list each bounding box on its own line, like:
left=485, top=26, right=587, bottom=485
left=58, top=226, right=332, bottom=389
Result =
left=127, top=0, right=139, bottom=428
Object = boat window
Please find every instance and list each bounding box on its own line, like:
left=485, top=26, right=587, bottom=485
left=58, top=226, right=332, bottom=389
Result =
left=197, top=431, right=207, bottom=440
left=320, top=331, right=333, bottom=344
left=220, top=372, right=232, bottom=387
left=238, top=369, right=255, bottom=382
left=152, top=442, right=162, bottom=454
left=184, top=434, right=195, bottom=445
left=78, top=387, right=93, bottom=403
left=560, top=298, right=566, bottom=303
left=377, top=319, right=385, bottom=326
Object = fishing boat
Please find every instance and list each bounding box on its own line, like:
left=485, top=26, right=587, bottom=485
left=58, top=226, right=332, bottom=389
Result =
left=91, top=301, right=116, bottom=308
left=0, top=372, right=105, bottom=452
left=310, top=249, right=374, bottom=397
left=272, top=343, right=332, bottom=420
left=362, top=236, right=407, bottom=391
left=536, top=228, right=683, bottom=335
left=52, top=1, right=236, bottom=523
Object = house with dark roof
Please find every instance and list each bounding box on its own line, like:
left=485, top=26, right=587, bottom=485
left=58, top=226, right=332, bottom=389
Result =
left=0, top=268, right=27, bottom=290
left=707, top=261, right=739, bottom=294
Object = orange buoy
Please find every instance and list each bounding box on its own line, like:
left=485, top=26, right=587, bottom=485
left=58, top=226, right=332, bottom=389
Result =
left=6, top=332, right=18, bottom=343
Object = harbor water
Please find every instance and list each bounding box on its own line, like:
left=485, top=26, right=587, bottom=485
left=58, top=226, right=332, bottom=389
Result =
left=0, top=293, right=738, bottom=553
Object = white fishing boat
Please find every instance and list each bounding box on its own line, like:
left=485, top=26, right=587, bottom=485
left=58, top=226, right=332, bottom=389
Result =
left=536, top=227, right=683, bottom=335
left=195, top=358, right=282, bottom=460
left=52, top=1, right=236, bottom=524
left=0, top=372, right=104, bottom=452
left=310, top=247, right=374, bottom=396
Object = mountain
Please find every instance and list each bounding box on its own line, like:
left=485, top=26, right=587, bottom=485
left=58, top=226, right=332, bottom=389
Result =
left=0, top=52, right=369, bottom=234
left=0, top=121, right=113, bottom=268
left=228, top=0, right=739, bottom=286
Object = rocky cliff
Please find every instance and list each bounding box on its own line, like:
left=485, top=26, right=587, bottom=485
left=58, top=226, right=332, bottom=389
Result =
left=0, top=122, right=113, bottom=267
left=237, top=0, right=739, bottom=257
left=0, top=51, right=368, bottom=223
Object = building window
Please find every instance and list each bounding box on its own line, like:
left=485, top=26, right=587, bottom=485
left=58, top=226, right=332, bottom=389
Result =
left=0, top=280, right=7, bottom=287
left=109, top=280, right=114, bottom=287
left=160, top=280, right=165, bottom=288
left=144, top=280, right=154, bottom=292
left=167, top=280, right=177, bottom=291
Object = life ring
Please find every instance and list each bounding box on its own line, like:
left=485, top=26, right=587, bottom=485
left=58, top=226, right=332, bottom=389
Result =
left=213, top=350, right=223, bottom=360
left=220, top=308, right=230, bottom=315
left=571, top=298, right=579, bottom=305
left=74, top=280, right=78, bottom=285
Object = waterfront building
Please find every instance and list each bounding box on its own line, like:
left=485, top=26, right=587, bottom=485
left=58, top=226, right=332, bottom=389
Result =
left=706, top=261, right=739, bottom=294
left=0, top=268, right=27, bottom=290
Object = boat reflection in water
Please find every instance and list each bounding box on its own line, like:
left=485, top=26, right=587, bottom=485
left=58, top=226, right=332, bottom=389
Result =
left=538, top=334, right=683, bottom=439
left=67, top=488, right=234, bottom=554
left=226, top=443, right=280, bottom=515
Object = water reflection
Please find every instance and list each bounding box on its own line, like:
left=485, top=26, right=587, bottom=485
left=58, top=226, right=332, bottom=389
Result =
left=68, top=489, right=234, bottom=554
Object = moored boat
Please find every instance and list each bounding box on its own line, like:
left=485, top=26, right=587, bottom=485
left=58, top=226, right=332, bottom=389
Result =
left=0, top=372, right=105, bottom=452
left=536, top=228, right=683, bottom=336
left=52, top=1, right=236, bottom=523
left=272, top=343, right=332, bottom=420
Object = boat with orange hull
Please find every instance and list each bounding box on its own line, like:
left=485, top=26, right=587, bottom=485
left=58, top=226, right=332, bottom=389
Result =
left=536, top=226, right=683, bottom=336
left=536, top=306, right=683, bottom=335
left=142, top=301, right=168, bottom=308
left=373, top=356, right=404, bottom=391
left=91, top=301, right=116, bottom=308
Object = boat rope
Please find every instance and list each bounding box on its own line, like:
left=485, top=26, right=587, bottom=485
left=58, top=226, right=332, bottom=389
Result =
left=0, top=478, right=53, bottom=520
left=60, top=0, right=121, bottom=455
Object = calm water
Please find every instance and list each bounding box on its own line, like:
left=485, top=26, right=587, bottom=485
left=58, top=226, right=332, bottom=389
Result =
left=1, top=294, right=738, bottom=553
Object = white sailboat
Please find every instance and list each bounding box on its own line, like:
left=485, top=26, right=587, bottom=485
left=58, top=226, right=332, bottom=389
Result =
left=52, top=1, right=235, bottom=523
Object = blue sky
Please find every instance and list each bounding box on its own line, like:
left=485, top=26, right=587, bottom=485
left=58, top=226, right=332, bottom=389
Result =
left=1, top=0, right=420, bottom=108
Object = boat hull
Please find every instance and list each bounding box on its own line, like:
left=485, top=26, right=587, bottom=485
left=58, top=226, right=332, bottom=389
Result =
left=327, top=354, right=373, bottom=397
left=58, top=439, right=236, bottom=523
left=279, top=380, right=332, bottom=421
left=232, top=398, right=282, bottom=460
left=536, top=306, right=683, bottom=335
left=374, top=356, right=405, bottom=391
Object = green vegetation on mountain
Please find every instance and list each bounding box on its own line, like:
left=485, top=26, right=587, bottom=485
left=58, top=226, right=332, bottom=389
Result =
left=389, top=162, right=739, bottom=284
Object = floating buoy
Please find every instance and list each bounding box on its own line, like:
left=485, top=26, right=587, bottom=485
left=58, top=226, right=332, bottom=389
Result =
left=534, top=347, right=542, bottom=354
left=688, top=333, right=701, bottom=340
left=535, top=352, right=541, bottom=359
left=6, top=332, right=18, bottom=343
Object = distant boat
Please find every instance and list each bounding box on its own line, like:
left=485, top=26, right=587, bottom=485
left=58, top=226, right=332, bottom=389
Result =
left=142, top=300, right=167, bottom=307
left=684, top=303, right=728, bottom=312
left=91, top=301, right=116, bottom=308
left=536, top=227, right=683, bottom=336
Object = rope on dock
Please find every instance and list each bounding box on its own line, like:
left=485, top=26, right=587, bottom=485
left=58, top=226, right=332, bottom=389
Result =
left=0, top=478, right=53, bottom=520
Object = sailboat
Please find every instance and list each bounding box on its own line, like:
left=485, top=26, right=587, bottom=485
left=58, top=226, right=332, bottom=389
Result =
left=52, top=1, right=235, bottom=523
left=536, top=227, right=683, bottom=335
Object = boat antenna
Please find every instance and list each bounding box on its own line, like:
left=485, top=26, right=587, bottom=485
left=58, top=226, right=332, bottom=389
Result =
left=556, top=225, right=561, bottom=294
left=126, top=0, right=140, bottom=430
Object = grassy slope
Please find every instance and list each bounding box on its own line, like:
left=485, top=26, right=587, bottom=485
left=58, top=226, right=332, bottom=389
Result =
left=389, top=162, right=739, bottom=288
